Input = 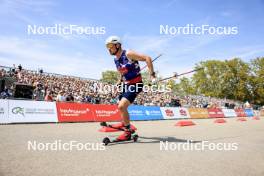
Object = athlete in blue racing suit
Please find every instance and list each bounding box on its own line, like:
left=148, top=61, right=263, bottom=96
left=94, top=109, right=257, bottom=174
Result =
left=105, top=36, right=156, bottom=141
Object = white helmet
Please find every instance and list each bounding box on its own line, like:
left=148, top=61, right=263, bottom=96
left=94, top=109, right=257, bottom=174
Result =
left=105, top=36, right=122, bottom=45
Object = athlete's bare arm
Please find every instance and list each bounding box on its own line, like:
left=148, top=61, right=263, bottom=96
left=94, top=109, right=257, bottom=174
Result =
left=126, top=50, right=155, bottom=77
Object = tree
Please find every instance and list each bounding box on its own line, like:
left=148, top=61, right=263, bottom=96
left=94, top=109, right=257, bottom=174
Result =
left=223, top=58, right=251, bottom=102
left=141, top=71, right=161, bottom=85
left=192, top=60, right=226, bottom=97
left=166, top=79, right=179, bottom=93
left=101, top=70, right=119, bottom=84
left=178, top=77, right=195, bottom=95
left=192, top=58, right=251, bottom=102
left=250, top=57, right=264, bottom=105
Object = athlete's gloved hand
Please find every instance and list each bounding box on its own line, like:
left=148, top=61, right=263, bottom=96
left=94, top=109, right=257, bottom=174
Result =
left=149, top=72, right=157, bottom=85
left=173, top=72, right=178, bottom=79
left=151, top=77, right=157, bottom=84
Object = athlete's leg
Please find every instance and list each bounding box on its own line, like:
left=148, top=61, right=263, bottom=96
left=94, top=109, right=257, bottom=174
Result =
left=118, top=97, right=131, bottom=126
left=115, top=84, right=143, bottom=141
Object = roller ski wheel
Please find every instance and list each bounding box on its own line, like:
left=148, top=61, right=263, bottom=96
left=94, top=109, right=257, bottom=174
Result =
left=102, top=137, right=111, bottom=146
left=132, top=134, right=139, bottom=142
left=102, top=133, right=139, bottom=145
left=100, top=122, right=107, bottom=127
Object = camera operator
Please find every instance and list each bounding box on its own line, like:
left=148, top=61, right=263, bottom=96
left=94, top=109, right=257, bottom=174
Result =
left=33, top=82, right=45, bottom=101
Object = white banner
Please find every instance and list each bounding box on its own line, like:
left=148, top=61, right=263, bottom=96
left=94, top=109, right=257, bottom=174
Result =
left=8, top=100, right=58, bottom=123
left=222, top=108, right=237, bottom=117
left=161, top=107, right=190, bottom=119
left=0, top=99, right=9, bottom=123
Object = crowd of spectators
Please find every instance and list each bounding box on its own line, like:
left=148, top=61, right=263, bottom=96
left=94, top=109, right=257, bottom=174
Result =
left=0, top=65, right=250, bottom=109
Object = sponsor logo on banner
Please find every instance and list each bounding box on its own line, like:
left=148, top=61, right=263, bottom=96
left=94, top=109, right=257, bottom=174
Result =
left=208, top=108, right=224, bottom=118
left=129, top=106, right=163, bottom=120
left=188, top=108, right=209, bottom=118
left=179, top=108, right=188, bottom=116
left=8, top=100, right=58, bottom=123
left=0, top=108, right=4, bottom=114
left=93, top=105, right=121, bottom=122
left=57, top=102, right=94, bottom=122
left=160, top=107, right=190, bottom=119
left=145, top=109, right=162, bottom=116
left=0, top=99, right=9, bottom=123
left=95, top=109, right=119, bottom=117
left=11, top=107, right=54, bottom=117
left=165, top=109, right=174, bottom=117
left=129, top=109, right=145, bottom=116
left=12, top=107, right=25, bottom=116
left=222, top=108, right=237, bottom=117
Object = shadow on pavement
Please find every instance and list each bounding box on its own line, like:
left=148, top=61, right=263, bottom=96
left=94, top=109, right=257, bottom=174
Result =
left=106, top=136, right=202, bottom=146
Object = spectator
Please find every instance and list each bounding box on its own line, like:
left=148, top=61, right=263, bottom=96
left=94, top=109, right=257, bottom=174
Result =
left=0, top=87, right=12, bottom=99
left=66, top=93, right=74, bottom=102
left=44, top=90, right=53, bottom=102
left=33, top=83, right=45, bottom=101
left=0, top=65, right=245, bottom=108
left=56, top=91, right=66, bottom=102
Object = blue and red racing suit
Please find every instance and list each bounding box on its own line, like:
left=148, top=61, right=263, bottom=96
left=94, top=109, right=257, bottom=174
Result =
left=114, top=50, right=144, bottom=103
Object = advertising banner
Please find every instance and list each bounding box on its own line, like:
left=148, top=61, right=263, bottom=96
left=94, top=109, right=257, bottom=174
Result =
left=0, top=99, right=9, bottom=123
left=222, top=108, right=237, bottom=117
left=188, top=108, right=209, bottom=118
left=234, top=108, right=247, bottom=117
left=9, top=100, right=58, bottom=123
left=207, top=108, right=225, bottom=118
left=244, top=109, right=254, bottom=117
left=129, top=106, right=163, bottom=121
left=160, top=107, right=190, bottom=119
left=93, top=104, right=121, bottom=122
left=57, top=102, right=94, bottom=122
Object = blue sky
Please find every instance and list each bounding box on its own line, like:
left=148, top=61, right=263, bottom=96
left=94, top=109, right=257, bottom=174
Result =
left=0, top=0, right=264, bottom=79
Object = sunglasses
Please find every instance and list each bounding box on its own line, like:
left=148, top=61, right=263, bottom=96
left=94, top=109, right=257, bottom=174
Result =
left=106, top=43, right=115, bottom=49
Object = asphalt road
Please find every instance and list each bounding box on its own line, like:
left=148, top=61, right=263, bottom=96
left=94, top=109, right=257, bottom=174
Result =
left=0, top=117, right=264, bottom=176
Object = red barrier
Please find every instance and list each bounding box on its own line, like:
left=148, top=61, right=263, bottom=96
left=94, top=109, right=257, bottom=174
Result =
left=175, top=120, right=196, bottom=127
left=208, top=108, right=225, bottom=118
left=214, top=119, right=227, bottom=123
left=57, top=102, right=95, bottom=122
left=234, top=108, right=247, bottom=117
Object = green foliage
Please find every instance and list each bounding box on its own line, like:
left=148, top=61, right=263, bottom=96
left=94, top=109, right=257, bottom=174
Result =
left=191, top=58, right=262, bottom=105
left=100, top=70, right=119, bottom=84
left=100, top=57, right=264, bottom=105
left=249, top=57, right=264, bottom=105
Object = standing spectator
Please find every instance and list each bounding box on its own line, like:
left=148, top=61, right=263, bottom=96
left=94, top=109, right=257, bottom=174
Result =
left=33, top=83, right=45, bottom=101
left=66, top=93, right=74, bottom=102
left=44, top=90, right=53, bottom=102
left=56, top=91, right=66, bottom=102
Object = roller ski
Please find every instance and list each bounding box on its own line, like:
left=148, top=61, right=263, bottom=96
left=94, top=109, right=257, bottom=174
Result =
left=100, top=122, right=139, bottom=145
